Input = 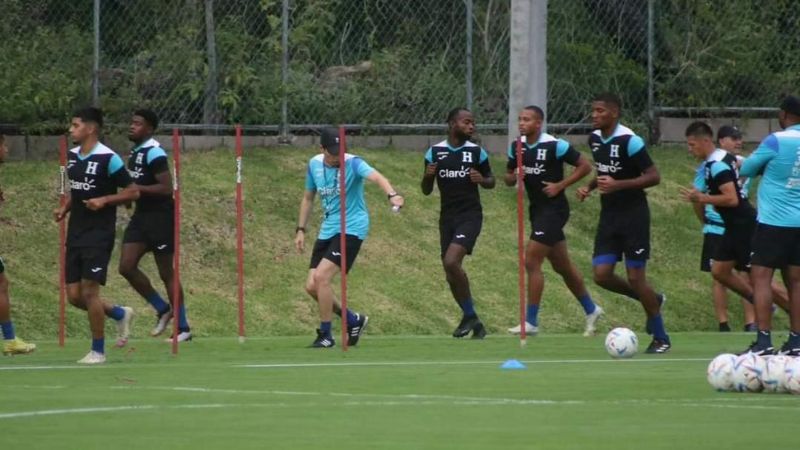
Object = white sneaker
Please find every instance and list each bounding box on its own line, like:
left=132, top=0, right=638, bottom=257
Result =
left=583, top=305, right=604, bottom=337
left=150, top=309, right=173, bottom=337
left=114, top=306, right=134, bottom=348
left=507, top=322, right=538, bottom=336
left=77, top=350, right=106, bottom=364
left=164, top=331, right=192, bottom=343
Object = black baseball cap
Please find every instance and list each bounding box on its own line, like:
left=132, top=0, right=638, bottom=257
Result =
left=780, top=95, right=800, bottom=116
left=320, top=127, right=343, bottom=155
left=717, top=125, right=742, bottom=141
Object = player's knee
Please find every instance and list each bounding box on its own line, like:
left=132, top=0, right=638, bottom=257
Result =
left=593, top=269, right=611, bottom=285
left=442, top=257, right=461, bottom=276
left=312, top=271, right=332, bottom=288
left=0, top=275, right=9, bottom=292
left=304, top=281, right=317, bottom=297
left=80, top=290, right=96, bottom=305
left=118, top=262, right=134, bottom=279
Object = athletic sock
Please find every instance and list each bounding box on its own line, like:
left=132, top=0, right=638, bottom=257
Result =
left=0, top=321, right=15, bottom=340
left=91, top=338, right=104, bottom=354
left=649, top=314, right=669, bottom=342
left=756, top=329, right=772, bottom=347
left=718, top=322, right=731, bottom=332
left=577, top=294, right=597, bottom=315
left=145, top=292, right=170, bottom=315
left=526, top=304, right=539, bottom=326
left=177, top=303, right=190, bottom=331
left=106, top=305, right=125, bottom=321
left=320, top=321, right=332, bottom=337
left=459, top=298, right=476, bottom=318
left=787, top=331, right=800, bottom=347
left=344, top=309, right=358, bottom=325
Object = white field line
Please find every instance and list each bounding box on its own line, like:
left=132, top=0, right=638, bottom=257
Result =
left=236, top=358, right=710, bottom=369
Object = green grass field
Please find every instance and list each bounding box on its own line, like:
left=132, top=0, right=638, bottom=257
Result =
left=2, top=333, right=798, bottom=449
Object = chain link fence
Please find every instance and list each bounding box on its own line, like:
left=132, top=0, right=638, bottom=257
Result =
left=1, top=0, right=799, bottom=135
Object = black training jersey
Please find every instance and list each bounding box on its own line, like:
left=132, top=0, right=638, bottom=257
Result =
left=702, top=150, right=755, bottom=226
left=507, top=133, right=582, bottom=212
left=424, top=140, right=492, bottom=216
left=127, top=138, right=173, bottom=213
left=588, top=124, right=653, bottom=211
left=67, top=143, right=132, bottom=247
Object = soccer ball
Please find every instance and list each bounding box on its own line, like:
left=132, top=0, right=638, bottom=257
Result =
left=732, top=353, right=766, bottom=393
left=605, top=327, right=638, bottom=359
left=784, top=357, right=800, bottom=395
left=761, top=355, right=790, bottom=393
left=706, top=353, right=737, bottom=391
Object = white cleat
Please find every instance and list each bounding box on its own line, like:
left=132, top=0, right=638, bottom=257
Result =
left=150, top=309, right=173, bottom=337
left=115, top=306, right=135, bottom=348
left=164, top=331, right=193, bottom=343
left=77, top=350, right=106, bottom=365
left=583, top=305, right=604, bottom=337
left=507, top=322, right=538, bottom=336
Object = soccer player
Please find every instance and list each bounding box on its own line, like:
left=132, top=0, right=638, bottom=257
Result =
left=739, top=95, right=800, bottom=355
left=295, top=127, right=404, bottom=348
left=576, top=93, right=670, bottom=353
left=503, top=106, right=603, bottom=336
left=421, top=108, right=495, bottom=339
left=53, top=107, right=138, bottom=364
left=119, top=109, right=191, bottom=342
left=0, top=135, right=36, bottom=355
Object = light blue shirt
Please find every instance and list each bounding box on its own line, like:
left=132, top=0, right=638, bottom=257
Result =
left=741, top=124, right=800, bottom=227
left=305, top=154, right=375, bottom=240
left=694, top=151, right=726, bottom=235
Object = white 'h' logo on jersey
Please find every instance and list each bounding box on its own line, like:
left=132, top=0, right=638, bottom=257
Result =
left=610, top=145, right=620, bottom=158
left=536, top=148, right=547, bottom=161
left=85, top=161, right=99, bottom=175
left=462, top=152, right=473, bottom=163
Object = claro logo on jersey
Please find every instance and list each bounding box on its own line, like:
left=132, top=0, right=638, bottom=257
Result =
left=128, top=167, right=144, bottom=179
left=439, top=166, right=471, bottom=179
left=595, top=161, right=622, bottom=174
left=522, top=163, right=546, bottom=175
left=70, top=177, right=96, bottom=191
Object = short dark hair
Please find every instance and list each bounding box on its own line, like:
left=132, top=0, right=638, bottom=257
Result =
left=446, top=107, right=470, bottom=124
left=523, top=105, right=545, bottom=120
left=73, top=107, right=104, bottom=128
left=685, top=121, right=714, bottom=138
left=133, top=108, right=159, bottom=130
left=780, top=95, right=800, bottom=117
left=593, top=93, right=622, bottom=111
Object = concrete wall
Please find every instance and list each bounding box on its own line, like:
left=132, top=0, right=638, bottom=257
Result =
left=658, top=117, right=779, bottom=144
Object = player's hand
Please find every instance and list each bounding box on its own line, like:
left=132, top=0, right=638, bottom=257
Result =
left=83, top=197, right=107, bottom=211
left=541, top=181, right=564, bottom=198
left=576, top=186, right=592, bottom=202
left=294, top=230, right=305, bottom=253
left=389, top=194, right=404, bottom=210
left=680, top=187, right=702, bottom=203
left=469, top=168, right=484, bottom=184
left=53, top=207, right=68, bottom=222
left=424, top=163, right=438, bottom=179
left=596, top=176, right=619, bottom=194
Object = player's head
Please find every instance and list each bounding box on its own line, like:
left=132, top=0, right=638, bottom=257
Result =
left=778, top=95, right=800, bottom=129
left=518, top=105, right=544, bottom=137
left=70, top=107, right=103, bottom=145
left=685, top=121, right=715, bottom=160
left=129, top=108, right=159, bottom=143
left=446, top=108, right=474, bottom=140
left=591, top=93, right=622, bottom=130
left=320, top=126, right=343, bottom=167
left=0, top=135, right=7, bottom=164
left=717, top=125, right=743, bottom=154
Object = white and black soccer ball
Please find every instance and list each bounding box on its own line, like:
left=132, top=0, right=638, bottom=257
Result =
left=732, top=353, right=766, bottom=393
left=707, top=353, right=737, bottom=391
left=605, top=327, right=638, bottom=359
left=761, top=355, right=790, bottom=393
left=784, top=357, right=800, bottom=395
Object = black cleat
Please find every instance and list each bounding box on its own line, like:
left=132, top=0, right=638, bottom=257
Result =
left=309, top=329, right=335, bottom=348
left=644, top=339, right=671, bottom=354
left=453, top=315, right=481, bottom=338
left=347, top=314, right=369, bottom=346
left=471, top=321, right=487, bottom=339
left=743, top=323, right=757, bottom=332
left=719, top=322, right=731, bottom=332
left=778, top=341, right=800, bottom=357
left=738, top=341, right=774, bottom=356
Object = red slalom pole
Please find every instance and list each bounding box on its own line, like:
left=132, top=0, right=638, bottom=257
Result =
left=171, top=129, right=181, bottom=355
left=235, top=125, right=246, bottom=343
left=58, top=136, right=67, bottom=347
left=338, top=126, right=348, bottom=352
left=516, top=138, right=527, bottom=347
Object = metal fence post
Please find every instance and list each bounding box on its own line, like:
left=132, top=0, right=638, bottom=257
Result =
left=204, top=0, right=219, bottom=127
left=92, top=0, right=100, bottom=106
left=647, top=0, right=655, bottom=142
left=465, top=0, right=473, bottom=110
left=279, top=0, right=290, bottom=141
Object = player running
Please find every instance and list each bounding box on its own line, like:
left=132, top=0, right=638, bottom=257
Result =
left=295, top=127, right=404, bottom=348
left=54, top=107, right=139, bottom=364
left=0, top=135, right=36, bottom=355
left=421, top=108, right=495, bottom=339
left=119, top=109, right=191, bottom=342
left=504, top=106, right=603, bottom=336
left=577, top=93, right=670, bottom=353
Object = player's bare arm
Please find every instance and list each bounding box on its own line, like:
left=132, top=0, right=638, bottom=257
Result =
left=294, top=189, right=316, bottom=252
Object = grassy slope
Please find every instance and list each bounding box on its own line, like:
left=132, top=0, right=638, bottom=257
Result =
left=0, top=145, right=785, bottom=339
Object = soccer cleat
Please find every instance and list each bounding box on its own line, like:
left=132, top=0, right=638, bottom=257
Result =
left=309, top=329, right=335, bottom=348
left=738, top=341, right=775, bottom=356
left=778, top=341, right=800, bottom=357
left=645, top=293, right=666, bottom=335
left=77, top=350, right=106, bottom=364
left=743, top=323, right=757, bottom=332
left=471, top=321, right=487, bottom=339
left=644, top=339, right=671, bottom=354
left=453, top=315, right=481, bottom=338
left=347, top=314, right=369, bottom=346
left=507, top=322, right=538, bottom=336
left=114, top=306, right=135, bottom=348
left=583, top=306, right=604, bottom=337
left=2, top=338, right=36, bottom=355
left=150, top=309, right=173, bottom=337
left=164, top=331, right=192, bottom=343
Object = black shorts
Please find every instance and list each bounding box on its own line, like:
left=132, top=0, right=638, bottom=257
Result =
left=530, top=208, right=569, bottom=246
left=439, top=212, right=482, bottom=257
left=593, top=204, right=650, bottom=263
left=700, top=232, right=723, bottom=272
left=65, top=245, right=113, bottom=285
left=711, top=219, right=755, bottom=272
left=751, top=222, right=800, bottom=269
left=123, top=211, right=174, bottom=254
left=309, top=234, right=363, bottom=273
